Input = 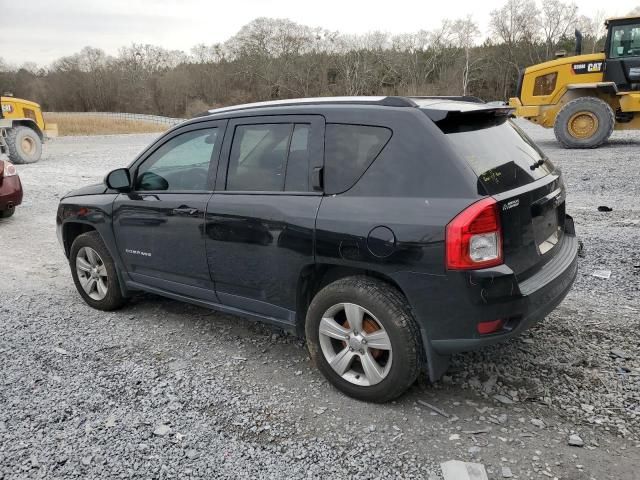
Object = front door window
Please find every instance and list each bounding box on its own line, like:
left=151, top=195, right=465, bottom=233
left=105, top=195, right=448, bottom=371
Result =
left=136, top=128, right=219, bottom=191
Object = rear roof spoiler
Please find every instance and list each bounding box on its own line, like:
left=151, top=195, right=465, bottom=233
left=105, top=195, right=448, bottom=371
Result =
left=422, top=105, right=515, bottom=122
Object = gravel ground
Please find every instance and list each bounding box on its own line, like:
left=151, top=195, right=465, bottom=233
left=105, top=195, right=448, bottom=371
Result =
left=0, top=123, right=638, bottom=479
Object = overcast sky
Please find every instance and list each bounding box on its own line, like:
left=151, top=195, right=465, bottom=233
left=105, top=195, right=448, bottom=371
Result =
left=2, top=0, right=639, bottom=66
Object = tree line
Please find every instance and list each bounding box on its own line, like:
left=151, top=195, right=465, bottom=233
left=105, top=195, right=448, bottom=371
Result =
left=0, top=0, right=628, bottom=118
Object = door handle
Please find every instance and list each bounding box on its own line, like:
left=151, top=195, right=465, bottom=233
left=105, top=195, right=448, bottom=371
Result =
left=172, top=207, right=199, bottom=216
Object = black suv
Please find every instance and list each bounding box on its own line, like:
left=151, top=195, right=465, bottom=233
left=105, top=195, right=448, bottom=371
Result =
left=57, top=96, right=578, bottom=402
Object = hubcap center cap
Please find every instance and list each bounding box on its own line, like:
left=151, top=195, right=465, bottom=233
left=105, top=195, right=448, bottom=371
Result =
left=348, top=335, right=364, bottom=351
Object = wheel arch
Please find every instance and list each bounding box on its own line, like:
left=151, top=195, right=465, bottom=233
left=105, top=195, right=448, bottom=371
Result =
left=296, top=264, right=449, bottom=383
left=62, top=220, right=131, bottom=298
left=8, top=119, right=44, bottom=140
left=295, top=264, right=407, bottom=337
left=62, top=221, right=97, bottom=257
left=554, top=87, right=620, bottom=114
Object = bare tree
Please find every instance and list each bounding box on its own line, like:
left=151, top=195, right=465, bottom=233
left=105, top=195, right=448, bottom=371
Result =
left=451, top=16, right=480, bottom=95
left=191, top=44, right=226, bottom=64
left=576, top=10, right=607, bottom=53
left=3, top=4, right=626, bottom=116
left=490, top=0, right=540, bottom=97
left=390, top=31, right=433, bottom=94
left=540, top=0, right=579, bottom=59
left=490, top=0, right=540, bottom=46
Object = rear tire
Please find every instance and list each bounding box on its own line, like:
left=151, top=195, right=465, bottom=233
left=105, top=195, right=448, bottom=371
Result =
left=553, top=97, right=615, bottom=149
left=69, top=231, right=127, bottom=311
left=305, top=276, right=422, bottom=403
left=6, top=126, right=43, bottom=164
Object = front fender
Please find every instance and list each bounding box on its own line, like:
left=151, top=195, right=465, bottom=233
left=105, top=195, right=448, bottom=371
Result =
left=57, top=194, right=130, bottom=295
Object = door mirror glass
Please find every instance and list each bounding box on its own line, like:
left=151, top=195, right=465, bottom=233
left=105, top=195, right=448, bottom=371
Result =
left=137, top=171, right=169, bottom=191
left=105, top=168, right=131, bottom=191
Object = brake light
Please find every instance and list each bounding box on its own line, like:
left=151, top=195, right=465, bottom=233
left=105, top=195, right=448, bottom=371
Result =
left=2, top=160, right=18, bottom=177
left=446, top=197, right=503, bottom=270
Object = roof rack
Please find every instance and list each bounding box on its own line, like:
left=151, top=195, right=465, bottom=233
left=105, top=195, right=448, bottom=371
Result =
left=203, top=96, right=418, bottom=115
left=197, top=95, right=487, bottom=118
left=409, top=95, right=485, bottom=104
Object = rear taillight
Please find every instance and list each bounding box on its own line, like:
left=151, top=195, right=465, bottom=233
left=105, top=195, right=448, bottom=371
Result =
left=2, top=160, right=18, bottom=177
left=446, top=197, right=503, bottom=270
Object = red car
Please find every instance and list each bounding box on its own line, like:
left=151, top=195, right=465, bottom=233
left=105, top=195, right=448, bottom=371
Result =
left=0, top=159, right=23, bottom=218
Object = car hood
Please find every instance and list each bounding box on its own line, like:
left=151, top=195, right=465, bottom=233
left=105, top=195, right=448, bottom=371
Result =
left=63, top=183, right=108, bottom=199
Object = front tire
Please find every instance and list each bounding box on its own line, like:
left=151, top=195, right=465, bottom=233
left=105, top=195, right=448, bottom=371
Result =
left=305, top=276, right=422, bottom=402
left=69, top=231, right=127, bottom=311
left=0, top=207, right=15, bottom=218
left=6, top=126, right=43, bottom=164
left=553, top=97, right=615, bottom=149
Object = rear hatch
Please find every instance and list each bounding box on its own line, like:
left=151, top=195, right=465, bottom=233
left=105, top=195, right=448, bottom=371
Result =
left=428, top=106, right=566, bottom=279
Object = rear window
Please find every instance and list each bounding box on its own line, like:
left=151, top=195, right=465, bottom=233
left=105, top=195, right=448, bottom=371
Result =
left=324, top=124, right=392, bottom=194
left=440, top=117, right=554, bottom=195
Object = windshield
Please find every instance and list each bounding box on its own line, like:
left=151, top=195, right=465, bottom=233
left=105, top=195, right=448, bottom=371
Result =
left=440, top=118, right=554, bottom=195
left=610, top=24, right=640, bottom=58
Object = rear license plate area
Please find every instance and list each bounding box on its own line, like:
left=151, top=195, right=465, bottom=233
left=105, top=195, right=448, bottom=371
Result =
left=532, top=189, right=565, bottom=255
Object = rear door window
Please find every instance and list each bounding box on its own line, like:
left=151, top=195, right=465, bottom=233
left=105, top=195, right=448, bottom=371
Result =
left=226, top=123, right=313, bottom=192
left=324, top=124, right=392, bottom=194
left=440, top=118, right=554, bottom=195
left=227, top=124, right=290, bottom=191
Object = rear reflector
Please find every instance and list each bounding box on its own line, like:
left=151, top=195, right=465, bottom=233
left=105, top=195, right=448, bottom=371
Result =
left=446, top=197, right=503, bottom=270
left=477, top=319, right=504, bottom=335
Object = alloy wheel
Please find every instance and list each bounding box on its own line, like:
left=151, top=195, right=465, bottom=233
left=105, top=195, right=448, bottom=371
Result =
left=76, top=246, right=109, bottom=301
left=318, top=302, right=392, bottom=386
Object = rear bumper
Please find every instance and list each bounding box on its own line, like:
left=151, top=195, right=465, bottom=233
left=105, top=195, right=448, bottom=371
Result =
left=0, top=175, right=23, bottom=211
left=395, top=231, right=579, bottom=357
left=431, top=233, right=578, bottom=353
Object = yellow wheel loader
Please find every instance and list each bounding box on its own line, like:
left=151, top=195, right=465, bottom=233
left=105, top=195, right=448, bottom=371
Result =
left=510, top=16, right=640, bottom=148
left=0, top=95, right=56, bottom=164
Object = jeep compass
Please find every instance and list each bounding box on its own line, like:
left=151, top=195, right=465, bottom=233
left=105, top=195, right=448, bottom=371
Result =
left=56, top=96, right=578, bottom=402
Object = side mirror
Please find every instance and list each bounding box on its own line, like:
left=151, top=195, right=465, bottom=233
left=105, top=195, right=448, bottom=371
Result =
left=105, top=168, right=131, bottom=192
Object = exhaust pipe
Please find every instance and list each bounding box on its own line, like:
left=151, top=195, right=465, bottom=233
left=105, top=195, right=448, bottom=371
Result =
left=575, top=29, right=583, bottom=56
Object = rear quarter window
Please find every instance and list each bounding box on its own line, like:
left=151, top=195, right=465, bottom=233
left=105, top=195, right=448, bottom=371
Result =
left=324, top=124, right=392, bottom=194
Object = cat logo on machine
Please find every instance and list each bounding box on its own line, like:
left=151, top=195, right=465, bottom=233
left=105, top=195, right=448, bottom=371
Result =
left=572, top=61, right=603, bottom=75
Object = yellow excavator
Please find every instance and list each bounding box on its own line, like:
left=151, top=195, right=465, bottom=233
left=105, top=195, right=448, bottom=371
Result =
left=510, top=16, right=640, bottom=148
left=0, top=95, right=56, bottom=163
